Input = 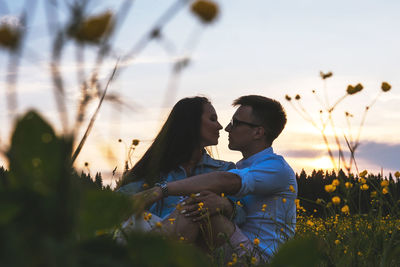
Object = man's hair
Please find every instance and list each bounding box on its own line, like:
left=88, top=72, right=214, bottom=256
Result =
left=233, top=95, right=287, bottom=145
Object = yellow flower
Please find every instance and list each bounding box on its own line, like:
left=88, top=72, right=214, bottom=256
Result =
left=253, top=238, right=260, bottom=246
left=382, top=187, right=389, bottom=195
left=239, top=243, right=245, bottom=249
left=361, top=184, right=369, bottom=191
left=325, top=184, right=336, bottom=193
left=357, top=251, right=363, bottom=256
left=168, top=218, right=176, bottom=224
left=142, top=183, right=148, bottom=189
left=381, top=180, right=389, bottom=187
left=334, top=239, right=341, bottom=245
left=282, top=198, right=287, bottom=203
left=306, top=220, right=314, bottom=227
left=143, top=212, right=152, bottom=221
left=381, top=82, right=391, bottom=92
left=332, top=196, right=341, bottom=205
left=341, top=205, right=350, bottom=215
left=289, top=185, right=295, bottom=193
left=345, top=182, right=353, bottom=189
left=295, top=199, right=301, bottom=209
left=332, top=179, right=340, bottom=186
left=227, top=262, right=233, bottom=266
left=251, top=257, right=257, bottom=265
left=221, top=193, right=225, bottom=197
left=359, top=170, right=368, bottom=178
left=191, top=0, right=219, bottom=24
left=394, top=171, right=400, bottom=178
left=262, top=204, right=267, bottom=209
left=370, top=191, right=377, bottom=198
left=198, top=202, right=204, bottom=209
left=236, top=201, right=243, bottom=207
left=156, top=222, right=162, bottom=228
left=70, top=11, right=114, bottom=44
left=360, top=178, right=366, bottom=184
left=180, top=236, right=185, bottom=241
left=231, top=253, right=237, bottom=264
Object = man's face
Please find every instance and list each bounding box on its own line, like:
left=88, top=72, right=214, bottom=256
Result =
left=225, top=105, right=259, bottom=152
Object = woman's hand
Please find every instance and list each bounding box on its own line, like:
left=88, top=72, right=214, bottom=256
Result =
left=180, top=190, right=233, bottom=222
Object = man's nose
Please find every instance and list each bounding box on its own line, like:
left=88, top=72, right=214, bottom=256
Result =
left=225, top=123, right=232, bottom=132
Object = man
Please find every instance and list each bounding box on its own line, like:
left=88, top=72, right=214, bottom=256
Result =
left=133, top=95, right=297, bottom=263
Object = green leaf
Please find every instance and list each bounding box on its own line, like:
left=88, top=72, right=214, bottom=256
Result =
left=268, top=237, right=324, bottom=267
left=7, top=110, right=72, bottom=194
left=78, top=189, right=134, bottom=238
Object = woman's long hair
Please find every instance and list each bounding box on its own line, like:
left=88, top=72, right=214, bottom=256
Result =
left=119, top=96, right=210, bottom=187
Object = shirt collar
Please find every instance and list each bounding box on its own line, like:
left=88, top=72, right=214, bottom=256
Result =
left=236, top=147, right=274, bottom=169
left=196, top=150, right=222, bottom=168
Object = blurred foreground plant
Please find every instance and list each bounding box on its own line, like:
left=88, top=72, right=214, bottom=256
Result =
left=285, top=72, right=392, bottom=174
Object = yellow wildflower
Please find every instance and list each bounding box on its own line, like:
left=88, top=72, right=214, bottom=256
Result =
left=191, top=0, right=219, bottom=24
left=156, top=222, right=162, bottom=228
left=341, top=205, right=350, bottom=215
left=360, top=178, right=366, bottom=184
left=332, top=196, right=341, bottom=205
left=289, top=185, right=295, bottom=193
left=334, top=239, right=341, bottom=245
left=332, top=179, right=340, bottom=186
left=236, top=201, right=243, bottom=207
left=142, top=183, right=148, bottom=189
left=221, top=193, right=225, bottom=197
left=361, top=184, right=369, bottom=191
left=370, top=191, right=377, bottom=198
left=394, top=171, right=400, bottom=178
left=251, top=257, right=257, bottom=265
left=282, top=198, right=287, bottom=203
left=262, top=204, right=267, bottom=209
left=306, top=220, right=314, bottom=227
left=239, top=243, right=245, bottom=249
left=198, top=202, right=204, bottom=209
left=381, top=82, right=391, bottom=92
left=358, top=251, right=363, bottom=256
left=295, top=199, right=301, bottom=209
left=143, top=212, right=152, bottom=221
left=227, top=262, right=233, bottom=267
left=231, top=253, right=237, bottom=264
left=325, top=184, right=336, bottom=193
left=382, top=187, right=389, bottom=195
left=168, top=218, right=176, bottom=224
left=345, top=182, right=353, bottom=189
left=253, top=238, right=260, bottom=246
left=180, top=236, right=185, bottom=241
left=381, top=180, right=389, bottom=187
left=359, top=170, right=368, bottom=178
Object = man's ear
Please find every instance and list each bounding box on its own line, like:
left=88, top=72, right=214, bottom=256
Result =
left=253, top=126, right=266, bottom=140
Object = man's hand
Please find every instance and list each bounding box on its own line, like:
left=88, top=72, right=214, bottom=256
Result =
left=131, top=187, right=162, bottom=217
left=180, top=191, right=233, bottom=222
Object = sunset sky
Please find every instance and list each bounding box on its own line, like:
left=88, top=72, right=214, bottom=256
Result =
left=1, top=0, right=399, bottom=186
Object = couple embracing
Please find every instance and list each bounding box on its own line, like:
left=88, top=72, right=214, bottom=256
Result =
left=117, top=95, right=297, bottom=264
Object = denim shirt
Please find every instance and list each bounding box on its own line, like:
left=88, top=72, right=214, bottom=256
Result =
left=117, top=152, right=236, bottom=219
left=228, top=147, right=297, bottom=259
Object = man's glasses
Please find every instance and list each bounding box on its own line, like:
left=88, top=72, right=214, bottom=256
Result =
left=229, top=118, right=261, bottom=128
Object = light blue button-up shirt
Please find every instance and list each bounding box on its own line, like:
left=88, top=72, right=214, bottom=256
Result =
left=117, top=152, right=235, bottom=219
left=228, top=147, right=297, bottom=260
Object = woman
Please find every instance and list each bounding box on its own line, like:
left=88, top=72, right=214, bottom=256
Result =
left=117, top=96, right=235, bottom=219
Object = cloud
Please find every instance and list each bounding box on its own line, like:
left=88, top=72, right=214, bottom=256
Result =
left=356, top=141, right=400, bottom=170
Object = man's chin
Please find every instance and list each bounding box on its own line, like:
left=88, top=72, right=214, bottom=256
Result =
left=228, top=143, right=239, bottom=151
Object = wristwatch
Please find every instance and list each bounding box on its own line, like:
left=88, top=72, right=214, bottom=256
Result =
left=155, top=181, right=168, bottom=197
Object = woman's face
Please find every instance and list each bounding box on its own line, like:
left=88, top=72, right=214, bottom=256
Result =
left=200, top=103, right=223, bottom=147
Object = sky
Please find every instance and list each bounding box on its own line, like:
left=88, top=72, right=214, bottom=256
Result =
left=1, top=0, right=399, bottom=187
